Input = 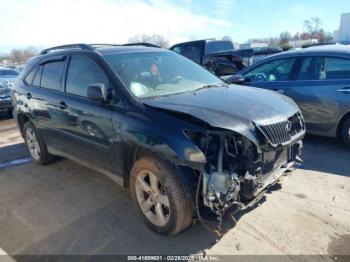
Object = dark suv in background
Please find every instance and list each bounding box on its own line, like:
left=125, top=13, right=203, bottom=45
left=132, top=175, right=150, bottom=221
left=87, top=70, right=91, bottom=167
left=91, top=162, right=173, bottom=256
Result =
left=13, top=44, right=304, bottom=235
left=170, top=39, right=245, bottom=76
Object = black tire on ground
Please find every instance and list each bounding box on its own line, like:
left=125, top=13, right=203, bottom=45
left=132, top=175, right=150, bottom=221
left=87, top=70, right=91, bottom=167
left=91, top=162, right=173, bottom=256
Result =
left=341, top=117, right=350, bottom=147
left=129, top=156, right=193, bottom=235
left=23, top=121, right=56, bottom=165
left=8, top=109, right=13, bottom=118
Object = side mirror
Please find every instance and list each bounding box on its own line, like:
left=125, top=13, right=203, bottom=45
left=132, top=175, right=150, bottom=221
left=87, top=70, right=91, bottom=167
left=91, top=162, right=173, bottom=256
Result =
left=222, top=74, right=246, bottom=84
left=87, top=83, right=107, bottom=102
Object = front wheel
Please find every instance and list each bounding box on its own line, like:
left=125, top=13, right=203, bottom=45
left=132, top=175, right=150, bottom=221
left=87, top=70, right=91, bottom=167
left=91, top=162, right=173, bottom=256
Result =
left=129, top=156, right=193, bottom=235
left=341, top=117, right=350, bottom=147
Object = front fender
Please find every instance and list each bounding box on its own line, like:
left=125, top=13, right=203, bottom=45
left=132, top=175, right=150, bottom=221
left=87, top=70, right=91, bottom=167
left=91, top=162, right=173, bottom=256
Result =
left=112, top=109, right=207, bottom=170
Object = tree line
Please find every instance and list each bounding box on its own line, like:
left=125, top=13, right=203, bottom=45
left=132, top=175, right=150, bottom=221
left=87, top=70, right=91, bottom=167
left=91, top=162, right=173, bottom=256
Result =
left=249, top=17, right=334, bottom=50
left=0, top=47, right=38, bottom=64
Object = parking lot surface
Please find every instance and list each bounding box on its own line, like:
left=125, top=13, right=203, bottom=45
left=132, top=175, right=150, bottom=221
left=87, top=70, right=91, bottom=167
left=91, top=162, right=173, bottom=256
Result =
left=0, top=117, right=349, bottom=257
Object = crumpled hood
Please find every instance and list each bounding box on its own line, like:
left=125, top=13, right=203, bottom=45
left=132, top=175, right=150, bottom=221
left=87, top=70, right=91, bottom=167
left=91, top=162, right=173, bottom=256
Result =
left=143, top=85, right=299, bottom=144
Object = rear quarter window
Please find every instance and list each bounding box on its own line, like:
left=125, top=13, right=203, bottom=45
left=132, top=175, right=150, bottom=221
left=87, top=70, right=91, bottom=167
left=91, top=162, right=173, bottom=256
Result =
left=24, top=67, right=38, bottom=85
left=32, top=66, right=43, bottom=87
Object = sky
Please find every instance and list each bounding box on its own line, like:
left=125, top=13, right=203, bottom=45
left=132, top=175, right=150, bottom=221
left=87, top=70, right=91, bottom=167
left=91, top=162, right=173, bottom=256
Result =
left=0, top=0, right=348, bottom=53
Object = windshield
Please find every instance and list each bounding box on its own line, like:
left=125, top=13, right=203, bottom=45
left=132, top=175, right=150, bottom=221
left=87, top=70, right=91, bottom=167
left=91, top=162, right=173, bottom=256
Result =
left=0, top=69, right=19, bottom=76
left=103, top=51, right=223, bottom=98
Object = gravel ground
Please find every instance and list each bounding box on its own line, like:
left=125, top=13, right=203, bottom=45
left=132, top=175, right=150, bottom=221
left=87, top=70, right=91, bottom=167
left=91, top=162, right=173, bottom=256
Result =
left=0, top=116, right=349, bottom=259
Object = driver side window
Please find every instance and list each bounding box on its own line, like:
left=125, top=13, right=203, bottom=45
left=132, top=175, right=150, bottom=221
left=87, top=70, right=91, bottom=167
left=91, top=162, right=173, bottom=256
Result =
left=244, top=58, right=296, bottom=82
left=66, top=55, right=109, bottom=97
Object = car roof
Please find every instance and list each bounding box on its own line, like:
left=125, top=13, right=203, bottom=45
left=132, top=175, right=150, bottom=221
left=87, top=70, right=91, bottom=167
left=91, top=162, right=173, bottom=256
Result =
left=95, top=45, right=165, bottom=55
left=38, top=44, right=165, bottom=57
left=269, top=44, right=350, bottom=59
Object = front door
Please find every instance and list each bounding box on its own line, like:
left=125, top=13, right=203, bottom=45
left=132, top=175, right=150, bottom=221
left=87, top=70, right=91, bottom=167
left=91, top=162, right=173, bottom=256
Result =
left=242, top=57, right=298, bottom=94
left=56, top=54, right=116, bottom=174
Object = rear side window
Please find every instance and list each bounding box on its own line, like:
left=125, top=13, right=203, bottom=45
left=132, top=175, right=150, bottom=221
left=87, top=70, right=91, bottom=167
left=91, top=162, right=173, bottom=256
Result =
left=298, top=57, right=350, bottom=80
left=325, top=57, right=350, bottom=80
left=298, top=57, right=326, bottom=80
left=183, top=45, right=202, bottom=64
left=41, top=61, right=64, bottom=91
left=66, top=55, right=109, bottom=97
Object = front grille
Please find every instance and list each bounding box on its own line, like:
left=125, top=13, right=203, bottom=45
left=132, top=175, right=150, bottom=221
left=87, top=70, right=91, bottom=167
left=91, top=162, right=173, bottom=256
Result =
left=257, top=113, right=305, bottom=146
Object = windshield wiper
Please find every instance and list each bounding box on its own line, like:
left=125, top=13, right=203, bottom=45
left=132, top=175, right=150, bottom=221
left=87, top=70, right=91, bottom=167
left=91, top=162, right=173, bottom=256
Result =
left=194, top=83, right=228, bottom=93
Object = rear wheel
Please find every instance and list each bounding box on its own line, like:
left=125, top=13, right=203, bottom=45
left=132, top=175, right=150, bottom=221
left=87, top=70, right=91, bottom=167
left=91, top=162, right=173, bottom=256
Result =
left=130, top=156, right=193, bottom=235
left=341, top=117, right=350, bottom=147
left=23, top=121, right=55, bottom=165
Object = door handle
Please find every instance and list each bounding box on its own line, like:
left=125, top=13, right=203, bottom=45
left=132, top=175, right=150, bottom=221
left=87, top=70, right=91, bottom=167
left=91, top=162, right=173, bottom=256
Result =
left=337, top=87, right=350, bottom=93
left=58, top=101, right=68, bottom=109
left=273, top=89, right=284, bottom=94
left=26, top=93, right=32, bottom=99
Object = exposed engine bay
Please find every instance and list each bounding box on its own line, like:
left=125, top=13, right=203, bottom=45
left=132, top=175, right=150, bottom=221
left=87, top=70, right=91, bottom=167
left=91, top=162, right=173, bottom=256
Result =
left=186, top=114, right=304, bottom=233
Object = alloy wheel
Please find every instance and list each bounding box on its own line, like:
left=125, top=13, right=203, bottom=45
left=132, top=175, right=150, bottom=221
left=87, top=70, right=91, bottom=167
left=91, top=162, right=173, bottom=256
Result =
left=135, top=170, right=170, bottom=227
left=25, top=127, right=41, bottom=161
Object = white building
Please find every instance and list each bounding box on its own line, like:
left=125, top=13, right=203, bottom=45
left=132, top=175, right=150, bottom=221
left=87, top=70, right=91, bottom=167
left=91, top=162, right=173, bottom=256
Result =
left=335, top=13, right=350, bottom=42
left=239, top=42, right=268, bottom=49
left=288, top=39, right=318, bottom=48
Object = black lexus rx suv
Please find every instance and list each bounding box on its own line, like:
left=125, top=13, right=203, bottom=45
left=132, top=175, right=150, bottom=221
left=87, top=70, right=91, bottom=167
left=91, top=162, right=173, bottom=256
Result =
left=13, top=44, right=305, bottom=235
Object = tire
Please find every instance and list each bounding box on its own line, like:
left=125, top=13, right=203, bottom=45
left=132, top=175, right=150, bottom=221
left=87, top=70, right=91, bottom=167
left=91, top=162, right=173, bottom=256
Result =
left=23, top=121, right=55, bottom=165
left=341, top=117, right=350, bottom=147
left=8, top=109, right=13, bottom=118
left=130, top=156, right=193, bottom=235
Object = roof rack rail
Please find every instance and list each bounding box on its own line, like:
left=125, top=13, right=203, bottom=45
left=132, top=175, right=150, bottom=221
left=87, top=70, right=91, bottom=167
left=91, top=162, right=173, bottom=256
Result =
left=40, top=44, right=94, bottom=55
left=122, top=43, right=161, bottom=48
left=89, top=43, right=121, bottom=48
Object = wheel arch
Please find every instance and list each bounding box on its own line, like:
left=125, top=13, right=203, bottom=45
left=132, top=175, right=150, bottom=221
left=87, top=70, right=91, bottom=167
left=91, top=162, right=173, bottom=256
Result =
left=16, top=113, right=31, bottom=137
left=120, top=143, right=198, bottom=201
left=337, top=110, right=350, bottom=138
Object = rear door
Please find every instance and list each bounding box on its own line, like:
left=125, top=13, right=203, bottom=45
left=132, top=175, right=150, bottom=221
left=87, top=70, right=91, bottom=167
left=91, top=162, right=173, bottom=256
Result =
left=285, top=55, right=350, bottom=132
left=24, top=57, right=66, bottom=149
left=56, top=54, right=116, bottom=174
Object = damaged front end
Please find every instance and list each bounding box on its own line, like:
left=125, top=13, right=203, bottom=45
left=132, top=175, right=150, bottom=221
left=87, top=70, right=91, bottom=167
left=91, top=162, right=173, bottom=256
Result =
left=186, top=112, right=305, bottom=231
